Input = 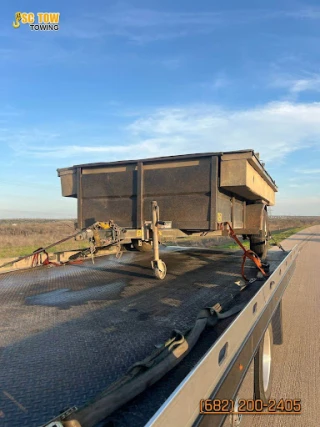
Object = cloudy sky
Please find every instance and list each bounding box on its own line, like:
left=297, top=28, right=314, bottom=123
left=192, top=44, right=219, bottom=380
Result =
left=1, top=0, right=320, bottom=218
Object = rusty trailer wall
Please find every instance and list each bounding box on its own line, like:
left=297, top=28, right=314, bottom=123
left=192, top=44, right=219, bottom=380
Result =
left=72, top=157, right=218, bottom=230
left=57, top=150, right=277, bottom=232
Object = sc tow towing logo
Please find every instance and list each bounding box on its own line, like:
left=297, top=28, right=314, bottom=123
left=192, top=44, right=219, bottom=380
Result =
left=12, top=12, right=60, bottom=31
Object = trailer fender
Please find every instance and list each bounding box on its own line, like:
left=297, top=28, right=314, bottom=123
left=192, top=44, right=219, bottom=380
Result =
left=247, top=204, right=269, bottom=259
left=245, top=202, right=267, bottom=231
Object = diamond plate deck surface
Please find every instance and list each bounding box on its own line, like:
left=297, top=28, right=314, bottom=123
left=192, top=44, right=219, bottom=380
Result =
left=0, top=247, right=285, bottom=427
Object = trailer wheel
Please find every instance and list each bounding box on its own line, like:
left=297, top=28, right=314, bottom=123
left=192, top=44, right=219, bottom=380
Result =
left=132, top=240, right=153, bottom=252
left=154, top=260, right=167, bottom=280
left=249, top=208, right=269, bottom=260
left=254, top=322, right=273, bottom=403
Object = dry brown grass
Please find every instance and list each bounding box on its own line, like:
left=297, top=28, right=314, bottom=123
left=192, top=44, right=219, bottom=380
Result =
left=164, top=216, right=320, bottom=249
left=0, top=220, right=87, bottom=258
left=269, top=216, right=320, bottom=231
left=0, top=216, right=319, bottom=258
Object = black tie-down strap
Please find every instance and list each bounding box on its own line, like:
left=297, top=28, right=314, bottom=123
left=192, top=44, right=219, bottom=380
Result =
left=48, top=299, right=249, bottom=427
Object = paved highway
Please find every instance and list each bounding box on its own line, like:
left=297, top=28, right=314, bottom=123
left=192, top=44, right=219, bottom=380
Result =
left=246, top=225, right=320, bottom=427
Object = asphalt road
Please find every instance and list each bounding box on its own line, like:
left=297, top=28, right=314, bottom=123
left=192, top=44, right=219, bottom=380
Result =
left=247, top=225, right=320, bottom=427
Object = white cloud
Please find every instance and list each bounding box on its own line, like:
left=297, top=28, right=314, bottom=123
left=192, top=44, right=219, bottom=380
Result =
left=127, top=101, right=320, bottom=162
left=4, top=102, right=320, bottom=174
left=9, top=140, right=165, bottom=160
left=2, top=129, right=60, bottom=149
left=290, top=77, right=320, bottom=93
left=3, top=101, right=320, bottom=217
left=6, top=101, right=320, bottom=165
left=271, top=74, right=320, bottom=95
left=296, top=168, right=320, bottom=174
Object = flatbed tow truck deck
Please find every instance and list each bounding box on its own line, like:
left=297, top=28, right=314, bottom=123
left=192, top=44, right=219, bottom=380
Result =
left=0, top=243, right=297, bottom=427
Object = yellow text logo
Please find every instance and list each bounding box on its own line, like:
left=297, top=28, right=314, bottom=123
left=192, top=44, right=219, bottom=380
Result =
left=13, top=12, right=60, bottom=31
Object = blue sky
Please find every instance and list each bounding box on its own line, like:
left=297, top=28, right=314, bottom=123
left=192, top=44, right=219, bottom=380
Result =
left=1, top=0, right=320, bottom=218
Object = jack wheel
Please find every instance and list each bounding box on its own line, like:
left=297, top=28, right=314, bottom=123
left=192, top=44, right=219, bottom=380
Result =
left=154, top=260, right=167, bottom=280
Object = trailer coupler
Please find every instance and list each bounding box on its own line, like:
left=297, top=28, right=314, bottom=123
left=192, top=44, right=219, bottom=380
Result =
left=224, top=222, right=270, bottom=281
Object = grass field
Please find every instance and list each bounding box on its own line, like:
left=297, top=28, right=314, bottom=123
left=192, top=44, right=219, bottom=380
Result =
left=0, top=220, right=87, bottom=258
left=211, top=226, right=310, bottom=251
left=0, top=217, right=319, bottom=259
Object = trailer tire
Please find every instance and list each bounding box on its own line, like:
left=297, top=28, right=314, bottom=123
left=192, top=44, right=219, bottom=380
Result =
left=154, top=260, right=167, bottom=280
left=249, top=208, right=269, bottom=260
left=132, top=240, right=153, bottom=252
left=254, top=322, right=273, bottom=403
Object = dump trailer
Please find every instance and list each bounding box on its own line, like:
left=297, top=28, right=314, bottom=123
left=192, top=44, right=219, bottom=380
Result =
left=57, top=150, right=277, bottom=279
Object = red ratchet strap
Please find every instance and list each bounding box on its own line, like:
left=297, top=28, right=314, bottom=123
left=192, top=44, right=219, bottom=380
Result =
left=31, top=248, right=83, bottom=268
left=224, top=222, right=269, bottom=281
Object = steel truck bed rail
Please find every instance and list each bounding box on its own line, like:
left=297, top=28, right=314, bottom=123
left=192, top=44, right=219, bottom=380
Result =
left=148, top=246, right=299, bottom=427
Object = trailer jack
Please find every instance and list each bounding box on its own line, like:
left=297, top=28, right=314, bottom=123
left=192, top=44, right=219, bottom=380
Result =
left=151, top=201, right=167, bottom=280
left=224, top=222, right=270, bottom=281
